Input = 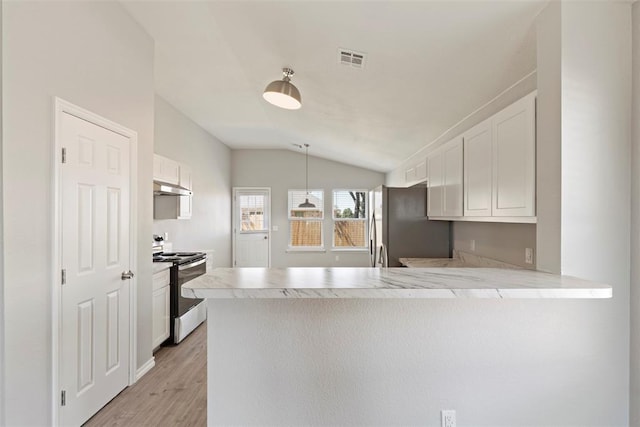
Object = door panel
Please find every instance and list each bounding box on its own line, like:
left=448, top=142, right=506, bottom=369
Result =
left=463, top=120, right=492, bottom=216
left=234, top=189, right=270, bottom=267
left=60, top=112, right=131, bottom=426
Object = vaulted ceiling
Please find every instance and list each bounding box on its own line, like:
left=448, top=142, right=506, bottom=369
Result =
left=122, top=1, right=548, bottom=172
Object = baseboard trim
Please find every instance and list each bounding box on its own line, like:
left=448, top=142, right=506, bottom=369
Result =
left=135, top=357, right=155, bottom=382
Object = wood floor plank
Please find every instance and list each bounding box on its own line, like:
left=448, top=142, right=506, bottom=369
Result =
left=84, top=323, right=207, bottom=426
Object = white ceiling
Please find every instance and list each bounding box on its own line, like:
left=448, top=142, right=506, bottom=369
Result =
left=122, top=0, right=548, bottom=172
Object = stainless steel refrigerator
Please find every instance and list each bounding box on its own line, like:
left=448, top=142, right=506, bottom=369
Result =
left=369, top=185, right=451, bottom=267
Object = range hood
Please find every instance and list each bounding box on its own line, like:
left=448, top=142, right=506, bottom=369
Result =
left=153, top=181, right=192, bottom=196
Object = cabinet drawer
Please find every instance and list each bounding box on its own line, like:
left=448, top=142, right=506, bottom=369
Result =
left=152, top=269, right=171, bottom=291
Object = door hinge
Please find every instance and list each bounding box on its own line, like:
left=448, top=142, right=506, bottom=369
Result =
left=61, top=269, right=66, bottom=285
left=234, top=260, right=237, bottom=266
left=61, top=147, right=67, bottom=164
left=61, top=390, right=66, bottom=406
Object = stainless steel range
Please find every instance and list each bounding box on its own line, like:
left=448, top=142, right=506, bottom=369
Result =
left=153, top=251, right=207, bottom=344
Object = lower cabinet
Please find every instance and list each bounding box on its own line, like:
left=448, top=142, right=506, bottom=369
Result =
left=152, top=269, right=171, bottom=349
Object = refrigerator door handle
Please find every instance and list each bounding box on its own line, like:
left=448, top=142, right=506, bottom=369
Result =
left=369, top=213, right=377, bottom=267
left=379, top=244, right=389, bottom=268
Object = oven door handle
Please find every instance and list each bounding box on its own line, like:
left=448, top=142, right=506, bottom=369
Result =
left=178, top=258, right=207, bottom=271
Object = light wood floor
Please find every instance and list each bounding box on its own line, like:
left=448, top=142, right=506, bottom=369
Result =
left=84, top=324, right=207, bottom=426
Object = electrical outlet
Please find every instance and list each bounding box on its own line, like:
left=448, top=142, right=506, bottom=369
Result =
left=525, top=247, right=534, bottom=264
left=335, top=255, right=340, bottom=261
left=272, top=225, right=279, bottom=232
left=470, top=240, right=476, bottom=252
left=441, top=410, right=456, bottom=427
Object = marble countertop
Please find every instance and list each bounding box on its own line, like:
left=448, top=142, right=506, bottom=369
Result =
left=399, top=258, right=473, bottom=268
left=399, top=250, right=523, bottom=269
left=182, top=267, right=611, bottom=299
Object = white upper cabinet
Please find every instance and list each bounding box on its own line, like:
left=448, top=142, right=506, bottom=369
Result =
left=153, top=154, right=180, bottom=185
left=425, top=92, right=536, bottom=223
left=179, top=165, right=192, bottom=190
left=463, top=120, right=493, bottom=217
left=415, top=159, right=427, bottom=182
left=428, top=137, right=463, bottom=218
left=491, top=93, right=536, bottom=217
left=427, top=149, right=444, bottom=217
left=442, top=137, right=463, bottom=217
left=404, top=157, right=427, bottom=187
left=153, top=155, right=193, bottom=220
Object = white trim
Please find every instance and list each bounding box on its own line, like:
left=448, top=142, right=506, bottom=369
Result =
left=232, top=187, right=272, bottom=267
left=52, top=98, right=139, bottom=425
left=428, top=216, right=537, bottom=224
left=286, top=248, right=327, bottom=253
left=135, top=357, right=156, bottom=382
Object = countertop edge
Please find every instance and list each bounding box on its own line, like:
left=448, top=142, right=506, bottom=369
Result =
left=184, top=287, right=612, bottom=300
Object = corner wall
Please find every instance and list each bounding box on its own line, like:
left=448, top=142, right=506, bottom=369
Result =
left=630, top=2, right=640, bottom=424
left=232, top=149, right=384, bottom=267
left=0, top=0, right=5, bottom=424
left=536, top=1, right=632, bottom=421
left=152, top=95, right=232, bottom=267
left=3, top=2, right=154, bottom=424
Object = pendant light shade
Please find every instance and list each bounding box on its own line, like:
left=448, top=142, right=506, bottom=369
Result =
left=298, top=144, right=315, bottom=208
left=263, top=68, right=302, bottom=110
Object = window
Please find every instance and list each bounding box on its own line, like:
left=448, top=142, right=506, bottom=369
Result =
left=288, top=190, right=324, bottom=249
left=333, top=190, right=367, bottom=249
left=238, top=193, right=267, bottom=232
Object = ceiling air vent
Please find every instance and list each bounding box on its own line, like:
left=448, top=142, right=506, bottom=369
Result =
left=338, top=48, right=366, bottom=69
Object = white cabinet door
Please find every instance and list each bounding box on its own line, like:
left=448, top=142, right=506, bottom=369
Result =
left=463, top=120, right=493, bottom=217
left=177, top=165, right=193, bottom=219
left=178, top=195, right=192, bottom=219
left=492, top=93, right=536, bottom=217
left=427, top=149, right=444, bottom=217
left=153, top=154, right=179, bottom=185
left=415, top=159, right=427, bottom=182
left=152, top=270, right=171, bottom=349
left=179, top=165, right=192, bottom=190
left=152, top=285, right=170, bottom=349
left=404, top=166, right=416, bottom=185
left=442, top=137, right=463, bottom=217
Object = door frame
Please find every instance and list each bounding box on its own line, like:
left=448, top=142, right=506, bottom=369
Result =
left=51, top=98, right=139, bottom=424
left=232, top=187, right=271, bottom=267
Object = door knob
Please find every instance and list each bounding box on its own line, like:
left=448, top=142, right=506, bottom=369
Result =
left=121, top=270, right=135, bottom=280
left=264, top=236, right=268, bottom=240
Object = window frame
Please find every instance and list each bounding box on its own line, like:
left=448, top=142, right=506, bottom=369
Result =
left=287, top=189, right=325, bottom=251
left=331, top=189, right=369, bottom=251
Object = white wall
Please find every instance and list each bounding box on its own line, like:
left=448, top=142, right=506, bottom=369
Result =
left=452, top=222, right=536, bottom=269
left=153, top=96, right=232, bottom=267
left=232, top=150, right=384, bottom=267
left=630, top=2, right=640, bottom=424
left=535, top=1, right=562, bottom=275
left=2, top=2, right=154, bottom=425
left=208, top=298, right=624, bottom=426
left=536, top=0, right=631, bottom=421
left=0, top=1, right=4, bottom=424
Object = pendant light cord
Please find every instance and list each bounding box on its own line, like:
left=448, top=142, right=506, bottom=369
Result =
left=305, top=144, right=309, bottom=196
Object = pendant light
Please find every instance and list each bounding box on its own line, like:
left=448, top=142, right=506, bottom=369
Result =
left=298, top=144, right=315, bottom=208
left=263, top=68, right=302, bottom=110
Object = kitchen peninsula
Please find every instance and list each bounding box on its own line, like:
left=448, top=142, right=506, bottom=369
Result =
left=182, top=267, right=611, bottom=299
left=183, top=267, right=613, bottom=425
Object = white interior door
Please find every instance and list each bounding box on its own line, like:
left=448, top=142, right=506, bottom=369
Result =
left=60, top=112, right=131, bottom=426
left=234, top=188, right=270, bottom=267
